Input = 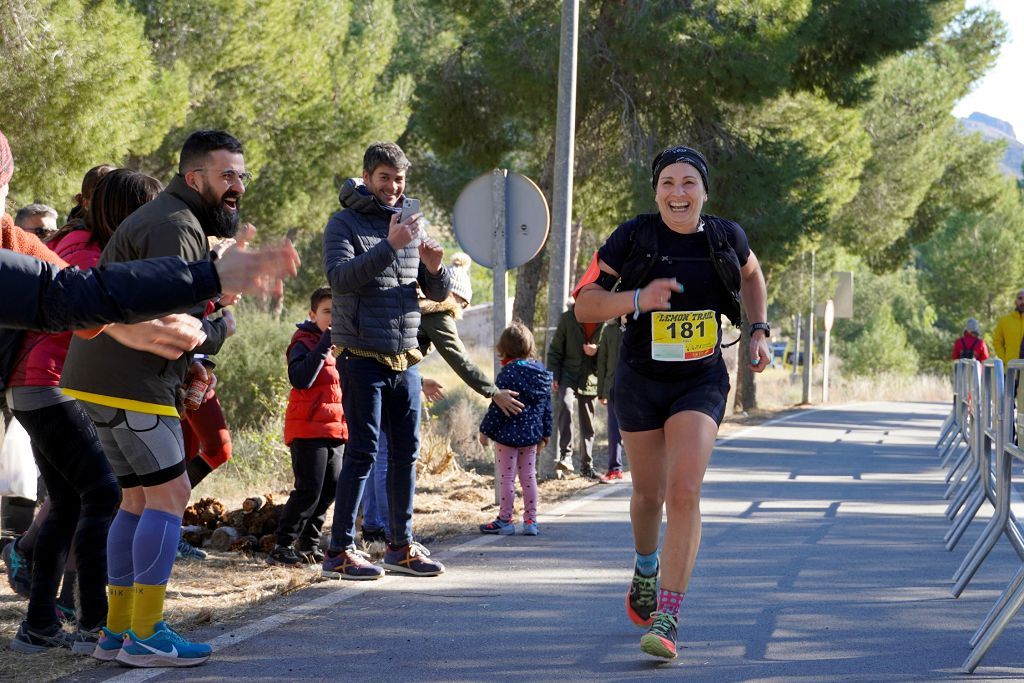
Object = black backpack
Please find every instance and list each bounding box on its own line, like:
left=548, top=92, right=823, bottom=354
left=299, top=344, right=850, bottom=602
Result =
left=615, top=214, right=743, bottom=336
left=959, top=336, right=979, bottom=360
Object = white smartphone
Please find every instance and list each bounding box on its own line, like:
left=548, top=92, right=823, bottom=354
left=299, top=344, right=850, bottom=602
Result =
left=400, top=197, right=424, bottom=247
left=400, top=197, right=421, bottom=224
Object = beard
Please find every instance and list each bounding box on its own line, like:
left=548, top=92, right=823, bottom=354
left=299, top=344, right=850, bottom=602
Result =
left=211, top=202, right=241, bottom=238
left=203, top=188, right=242, bottom=238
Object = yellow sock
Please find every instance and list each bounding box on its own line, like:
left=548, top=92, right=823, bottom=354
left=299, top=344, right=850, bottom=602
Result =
left=131, top=583, right=167, bottom=639
left=106, top=585, right=134, bottom=633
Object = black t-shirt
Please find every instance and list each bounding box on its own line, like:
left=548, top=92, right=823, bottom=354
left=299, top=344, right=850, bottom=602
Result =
left=597, top=213, right=751, bottom=380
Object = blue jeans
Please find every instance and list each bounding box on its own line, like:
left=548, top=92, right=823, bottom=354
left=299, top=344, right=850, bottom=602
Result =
left=360, top=431, right=390, bottom=533
left=331, top=353, right=421, bottom=550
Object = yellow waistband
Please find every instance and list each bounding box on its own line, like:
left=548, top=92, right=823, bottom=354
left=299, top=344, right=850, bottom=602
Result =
left=60, top=389, right=179, bottom=417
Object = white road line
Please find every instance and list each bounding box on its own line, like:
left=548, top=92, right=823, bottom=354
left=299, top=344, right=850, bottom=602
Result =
left=103, top=479, right=623, bottom=682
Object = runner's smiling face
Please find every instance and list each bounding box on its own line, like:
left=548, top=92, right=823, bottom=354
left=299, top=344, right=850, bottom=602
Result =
left=655, top=162, right=706, bottom=233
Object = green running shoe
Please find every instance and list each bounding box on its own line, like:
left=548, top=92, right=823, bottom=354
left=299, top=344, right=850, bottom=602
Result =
left=640, top=611, right=679, bottom=659
left=625, top=566, right=658, bottom=627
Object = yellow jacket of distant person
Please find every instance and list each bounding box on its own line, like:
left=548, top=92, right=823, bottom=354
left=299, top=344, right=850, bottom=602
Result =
left=993, top=311, right=1024, bottom=363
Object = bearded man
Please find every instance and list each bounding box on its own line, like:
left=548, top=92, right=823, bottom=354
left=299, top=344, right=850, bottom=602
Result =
left=60, top=130, right=249, bottom=667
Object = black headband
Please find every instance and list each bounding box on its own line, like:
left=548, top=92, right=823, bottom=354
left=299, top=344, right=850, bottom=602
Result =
left=651, top=146, right=709, bottom=191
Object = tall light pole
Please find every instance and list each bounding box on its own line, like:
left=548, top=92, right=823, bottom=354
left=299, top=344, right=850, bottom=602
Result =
left=545, top=0, right=579, bottom=335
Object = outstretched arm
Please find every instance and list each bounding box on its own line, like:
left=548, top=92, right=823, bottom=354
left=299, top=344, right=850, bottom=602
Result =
left=0, top=243, right=298, bottom=332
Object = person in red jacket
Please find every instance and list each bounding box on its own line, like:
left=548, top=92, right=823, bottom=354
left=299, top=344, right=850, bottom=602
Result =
left=6, top=169, right=167, bottom=655
left=267, top=287, right=347, bottom=567
left=951, top=318, right=990, bottom=361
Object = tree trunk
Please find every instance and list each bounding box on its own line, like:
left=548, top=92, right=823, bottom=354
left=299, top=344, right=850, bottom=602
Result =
left=513, top=247, right=549, bottom=329
left=733, top=304, right=757, bottom=412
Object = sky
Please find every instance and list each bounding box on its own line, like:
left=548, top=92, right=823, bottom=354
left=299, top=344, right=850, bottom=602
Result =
left=952, top=0, right=1024, bottom=138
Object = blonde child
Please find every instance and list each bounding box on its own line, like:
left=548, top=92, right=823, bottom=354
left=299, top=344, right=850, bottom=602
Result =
left=478, top=321, right=552, bottom=535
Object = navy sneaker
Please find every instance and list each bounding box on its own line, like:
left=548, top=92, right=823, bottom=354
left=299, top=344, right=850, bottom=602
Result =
left=3, top=538, right=32, bottom=597
left=295, top=540, right=324, bottom=564
left=381, top=541, right=445, bottom=577
left=267, top=545, right=305, bottom=567
left=91, top=626, right=125, bottom=661
left=479, top=517, right=515, bottom=535
left=640, top=611, right=679, bottom=659
left=115, top=621, right=211, bottom=667
left=626, top=566, right=659, bottom=627
left=71, top=626, right=101, bottom=655
left=321, top=549, right=384, bottom=580
left=176, top=537, right=208, bottom=560
left=8, top=622, right=72, bottom=653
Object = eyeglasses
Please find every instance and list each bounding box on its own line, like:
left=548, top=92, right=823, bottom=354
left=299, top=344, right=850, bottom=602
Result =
left=31, top=228, right=57, bottom=239
left=191, top=168, right=253, bottom=186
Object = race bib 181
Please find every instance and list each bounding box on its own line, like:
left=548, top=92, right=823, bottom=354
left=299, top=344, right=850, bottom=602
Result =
left=650, top=310, right=717, bottom=361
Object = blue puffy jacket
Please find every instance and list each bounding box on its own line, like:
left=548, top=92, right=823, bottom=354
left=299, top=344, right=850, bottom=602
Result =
left=480, top=359, right=553, bottom=447
left=322, top=179, right=450, bottom=355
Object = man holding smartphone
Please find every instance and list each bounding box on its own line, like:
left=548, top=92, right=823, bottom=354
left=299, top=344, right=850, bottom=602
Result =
left=321, top=141, right=451, bottom=580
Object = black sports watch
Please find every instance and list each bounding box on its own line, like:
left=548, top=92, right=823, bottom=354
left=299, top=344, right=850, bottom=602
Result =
left=750, top=322, right=771, bottom=337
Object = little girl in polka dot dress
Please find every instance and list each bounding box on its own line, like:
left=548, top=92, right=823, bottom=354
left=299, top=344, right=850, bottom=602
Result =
left=478, top=320, right=553, bottom=536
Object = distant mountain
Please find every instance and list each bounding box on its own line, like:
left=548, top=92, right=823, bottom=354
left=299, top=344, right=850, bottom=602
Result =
left=958, top=112, right=1023, bottom=179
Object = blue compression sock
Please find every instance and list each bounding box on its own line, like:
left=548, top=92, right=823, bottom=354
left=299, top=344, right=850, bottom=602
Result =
left=635, top=549, right=659, bottom=577
left=107, top=509, right=141, bottom=587
left=132, top=509, right=182, bottom=586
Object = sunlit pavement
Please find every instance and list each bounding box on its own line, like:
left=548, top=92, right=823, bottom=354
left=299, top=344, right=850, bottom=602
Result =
left=70, top=401, right=1024, bottom=682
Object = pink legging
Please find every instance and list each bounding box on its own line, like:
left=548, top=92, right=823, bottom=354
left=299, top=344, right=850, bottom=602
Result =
left=495, top=443, right=539, bottom=523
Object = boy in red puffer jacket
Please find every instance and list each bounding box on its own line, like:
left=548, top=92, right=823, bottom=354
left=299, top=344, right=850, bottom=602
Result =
left=268, top=287, right=347, bottom=567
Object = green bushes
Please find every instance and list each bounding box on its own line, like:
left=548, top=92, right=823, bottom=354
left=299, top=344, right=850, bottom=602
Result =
left=840, top=303, right=919, bottom=376
left=212, top=303, right=300, bottom=430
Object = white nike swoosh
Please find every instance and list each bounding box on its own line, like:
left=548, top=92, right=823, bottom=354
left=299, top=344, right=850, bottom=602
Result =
left=134, top=639, right=177, bottom=658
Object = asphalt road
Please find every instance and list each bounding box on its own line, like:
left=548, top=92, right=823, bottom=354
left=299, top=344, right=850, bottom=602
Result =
left=68, top=401, right=1024, bottom=682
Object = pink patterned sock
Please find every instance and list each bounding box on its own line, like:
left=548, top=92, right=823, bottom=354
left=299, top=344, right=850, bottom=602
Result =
left=657, top=588, right=684, bottom=617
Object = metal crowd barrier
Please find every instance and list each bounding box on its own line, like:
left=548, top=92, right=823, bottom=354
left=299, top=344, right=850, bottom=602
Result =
left=945, top=362, right=998, bottom=551
left=941, top=359, right=1024, bottom=672
left=943, top=361, right=983, bottom=546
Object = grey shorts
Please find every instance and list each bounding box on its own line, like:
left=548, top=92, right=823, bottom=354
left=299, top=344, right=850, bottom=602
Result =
left=82, top=404, right=186, bottom=488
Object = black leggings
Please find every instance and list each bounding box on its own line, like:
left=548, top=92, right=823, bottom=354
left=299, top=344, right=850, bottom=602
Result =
left=275, top=438, right=343, bottom=548
left=13, top=401, right=120, bottom=631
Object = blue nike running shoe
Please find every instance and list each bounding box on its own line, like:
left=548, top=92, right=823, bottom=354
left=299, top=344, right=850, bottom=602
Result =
left=115, top=622, right=212, bottom=668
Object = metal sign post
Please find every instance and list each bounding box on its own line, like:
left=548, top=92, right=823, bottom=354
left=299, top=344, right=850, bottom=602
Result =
left=822, top=299, right=835, bottom=402
left=490, top=169, right=508, bottom=506
left=802, top=251, right=816, bottom=404
left=491, top=169, right=508, bottom=384
left=452, top=169, right=549, bottom=507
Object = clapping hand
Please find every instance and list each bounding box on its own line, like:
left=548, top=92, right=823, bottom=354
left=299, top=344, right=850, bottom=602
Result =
left=419, top=236, right=444, bottom=275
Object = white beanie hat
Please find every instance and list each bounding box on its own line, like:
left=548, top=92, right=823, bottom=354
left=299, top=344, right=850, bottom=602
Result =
left=449, top=252, right=473, bottom=305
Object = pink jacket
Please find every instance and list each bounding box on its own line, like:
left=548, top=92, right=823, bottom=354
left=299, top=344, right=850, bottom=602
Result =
left=8, top=229, right=101, bottom=387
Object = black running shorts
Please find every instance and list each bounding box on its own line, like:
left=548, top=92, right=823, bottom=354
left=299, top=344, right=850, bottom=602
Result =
left=611, top=358, right=731, bottom=431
